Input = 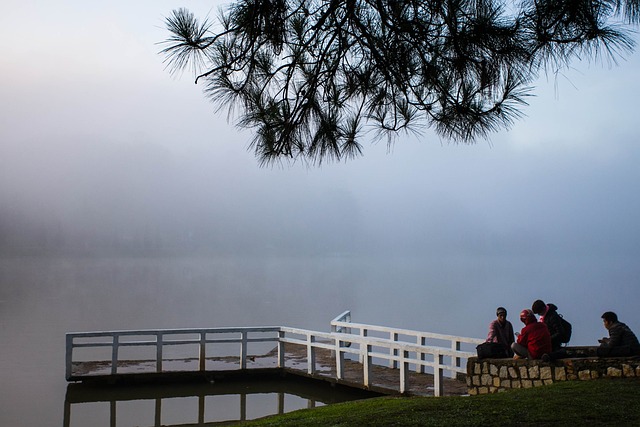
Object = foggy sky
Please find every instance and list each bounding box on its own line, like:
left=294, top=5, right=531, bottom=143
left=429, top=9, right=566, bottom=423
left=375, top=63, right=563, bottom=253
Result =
left=2, top=2, right=640, bottom=325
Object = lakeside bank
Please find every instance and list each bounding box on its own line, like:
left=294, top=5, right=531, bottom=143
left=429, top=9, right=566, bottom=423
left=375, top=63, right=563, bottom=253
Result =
left=238, top=377, right=640, bottom=426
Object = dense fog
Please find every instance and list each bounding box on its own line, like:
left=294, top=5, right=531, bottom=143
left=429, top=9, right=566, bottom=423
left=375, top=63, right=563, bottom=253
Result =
left=2, top=128, right=640, bottom=258
left=1, top=0, right=640, bottom=319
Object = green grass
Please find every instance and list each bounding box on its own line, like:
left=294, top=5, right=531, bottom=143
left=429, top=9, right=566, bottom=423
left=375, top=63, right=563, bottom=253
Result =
left=240, top=378, right=640, bottom=426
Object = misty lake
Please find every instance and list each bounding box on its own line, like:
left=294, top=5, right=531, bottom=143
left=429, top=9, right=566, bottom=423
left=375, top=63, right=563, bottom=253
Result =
left=1, top=252, right=636, bottom=425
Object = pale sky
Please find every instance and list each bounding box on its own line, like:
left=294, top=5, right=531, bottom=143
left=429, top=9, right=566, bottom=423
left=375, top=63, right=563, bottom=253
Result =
left=1, top=1, right=639, bottom=341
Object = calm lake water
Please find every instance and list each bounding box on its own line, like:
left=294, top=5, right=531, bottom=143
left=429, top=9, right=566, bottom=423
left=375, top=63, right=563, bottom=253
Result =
left=1, top=253, right=636, bottom=425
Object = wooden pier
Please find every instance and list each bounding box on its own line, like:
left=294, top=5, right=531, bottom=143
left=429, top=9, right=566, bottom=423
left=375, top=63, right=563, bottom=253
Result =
left=66, top=311, right=483, bottom=397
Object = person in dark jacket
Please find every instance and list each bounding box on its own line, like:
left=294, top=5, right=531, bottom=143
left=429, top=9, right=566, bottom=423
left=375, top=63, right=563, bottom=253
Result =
left=532, top=300, right=567, bottom=351
left=597, top=311, right=640, bottom=357
left=512, top=309, right=552, bottom=360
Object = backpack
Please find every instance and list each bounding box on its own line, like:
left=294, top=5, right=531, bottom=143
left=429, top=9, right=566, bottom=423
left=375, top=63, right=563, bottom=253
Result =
left=559, top=314, right=572, bottom=344
left=476, top=342, right=508, bottom=359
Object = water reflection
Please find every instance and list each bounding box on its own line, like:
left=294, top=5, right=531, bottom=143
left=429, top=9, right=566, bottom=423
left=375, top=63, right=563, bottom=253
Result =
left=63, top=377, right=380, bottom=426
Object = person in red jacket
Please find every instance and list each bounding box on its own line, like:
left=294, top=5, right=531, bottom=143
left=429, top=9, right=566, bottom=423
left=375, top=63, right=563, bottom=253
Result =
left=511, top=309, right=552, bottom=360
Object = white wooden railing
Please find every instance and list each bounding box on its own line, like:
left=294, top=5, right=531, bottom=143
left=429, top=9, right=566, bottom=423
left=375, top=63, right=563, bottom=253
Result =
left=65, top=327, right=282, bottom=379
left=66, top=311, right=483, bottom=396
left=330, top=310, right=484, bottom=377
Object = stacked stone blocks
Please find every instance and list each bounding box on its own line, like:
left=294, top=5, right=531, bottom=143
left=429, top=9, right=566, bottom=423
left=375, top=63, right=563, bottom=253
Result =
left=467, top=354, right=640, bottom=395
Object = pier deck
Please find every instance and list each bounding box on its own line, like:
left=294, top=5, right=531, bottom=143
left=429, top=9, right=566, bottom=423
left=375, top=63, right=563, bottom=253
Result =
left=70, top=342, right=468, bottom=397
left=66, top=311, right=481, bottom=397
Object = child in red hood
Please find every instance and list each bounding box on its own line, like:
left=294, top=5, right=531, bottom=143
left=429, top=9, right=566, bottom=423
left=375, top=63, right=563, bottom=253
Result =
left=511, top=309, right=552, bottom=360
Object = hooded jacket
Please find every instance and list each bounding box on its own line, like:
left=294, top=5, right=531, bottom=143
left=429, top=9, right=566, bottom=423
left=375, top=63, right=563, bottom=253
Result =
left=517, top=317, right=552, bottom=359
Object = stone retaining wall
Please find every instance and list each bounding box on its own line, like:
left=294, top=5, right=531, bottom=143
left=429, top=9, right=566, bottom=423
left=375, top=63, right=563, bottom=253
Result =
left=466, top=353, right=640, bottom=395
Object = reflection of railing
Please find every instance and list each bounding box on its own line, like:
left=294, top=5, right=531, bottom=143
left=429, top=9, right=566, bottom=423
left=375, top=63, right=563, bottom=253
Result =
left=63, top=386, right=292, bottom=427
left=63, top=378, right=371, bottom=427
left=66, top=311, right=483, bottom=397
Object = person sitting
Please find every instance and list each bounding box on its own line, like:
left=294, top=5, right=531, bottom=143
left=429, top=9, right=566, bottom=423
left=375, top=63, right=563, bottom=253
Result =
left=486, top=307, right=515, bottom=357
left=597, top=311, right=640, bottom=357
left=531, top=299, right=568, bottom=351
left=511, top=309, right=552, bottom=360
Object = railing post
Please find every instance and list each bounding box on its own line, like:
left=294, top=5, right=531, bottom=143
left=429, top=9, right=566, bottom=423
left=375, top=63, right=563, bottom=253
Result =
left=111, top=334, right=119, bottom=375
left=359, top=328, right=368, bottom=363
left=416, top=336, right=426, bottom=373
left=277, top=330, right=285, bottom=368
left=451, top=340, right=461, bottom=379
left=400, top=349, right=410, bottom=394
left=240, top=330, right=248, bottom=369
left=363, top=344, right=372, bottom=388
left=307, top=334, right=316, bottom=375
left=331, top=310, right=351, bottom=333
left=199, top=331, right=206, bottom=371
left=390, top=332, right=399, bottom=368
left=156, top=332, right=163, bottom=373
left=434, top=353, right=444, bottom=397
left=65, top=334, right=73, bottom=380
left=335, top=339, right=344, bottom=380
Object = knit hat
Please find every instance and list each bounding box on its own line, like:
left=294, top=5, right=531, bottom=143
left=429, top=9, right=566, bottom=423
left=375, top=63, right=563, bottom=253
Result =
left=496, top=307, right=507, bottom=316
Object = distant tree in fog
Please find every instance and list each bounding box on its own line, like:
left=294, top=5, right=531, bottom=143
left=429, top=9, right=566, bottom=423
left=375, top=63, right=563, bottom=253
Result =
left=160, top=0, right=640, bottom=165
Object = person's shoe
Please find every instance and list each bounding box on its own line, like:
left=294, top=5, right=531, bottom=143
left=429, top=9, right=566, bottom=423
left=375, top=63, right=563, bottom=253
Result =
left=541, top=353, right=550, bottom=362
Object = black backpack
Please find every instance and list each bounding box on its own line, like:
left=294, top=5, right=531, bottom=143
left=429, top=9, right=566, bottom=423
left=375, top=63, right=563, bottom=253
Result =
left=476, top=342, right=508, bottom=359
left=559, top=314, right=572, bottom=344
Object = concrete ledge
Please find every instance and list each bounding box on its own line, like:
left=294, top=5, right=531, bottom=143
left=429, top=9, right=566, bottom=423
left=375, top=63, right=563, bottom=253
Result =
left=466, top=348, right=640, bottom=395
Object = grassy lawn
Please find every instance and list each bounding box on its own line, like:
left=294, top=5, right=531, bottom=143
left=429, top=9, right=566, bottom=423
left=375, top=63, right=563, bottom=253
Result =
left=240, top=378, right=640, bottom=426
